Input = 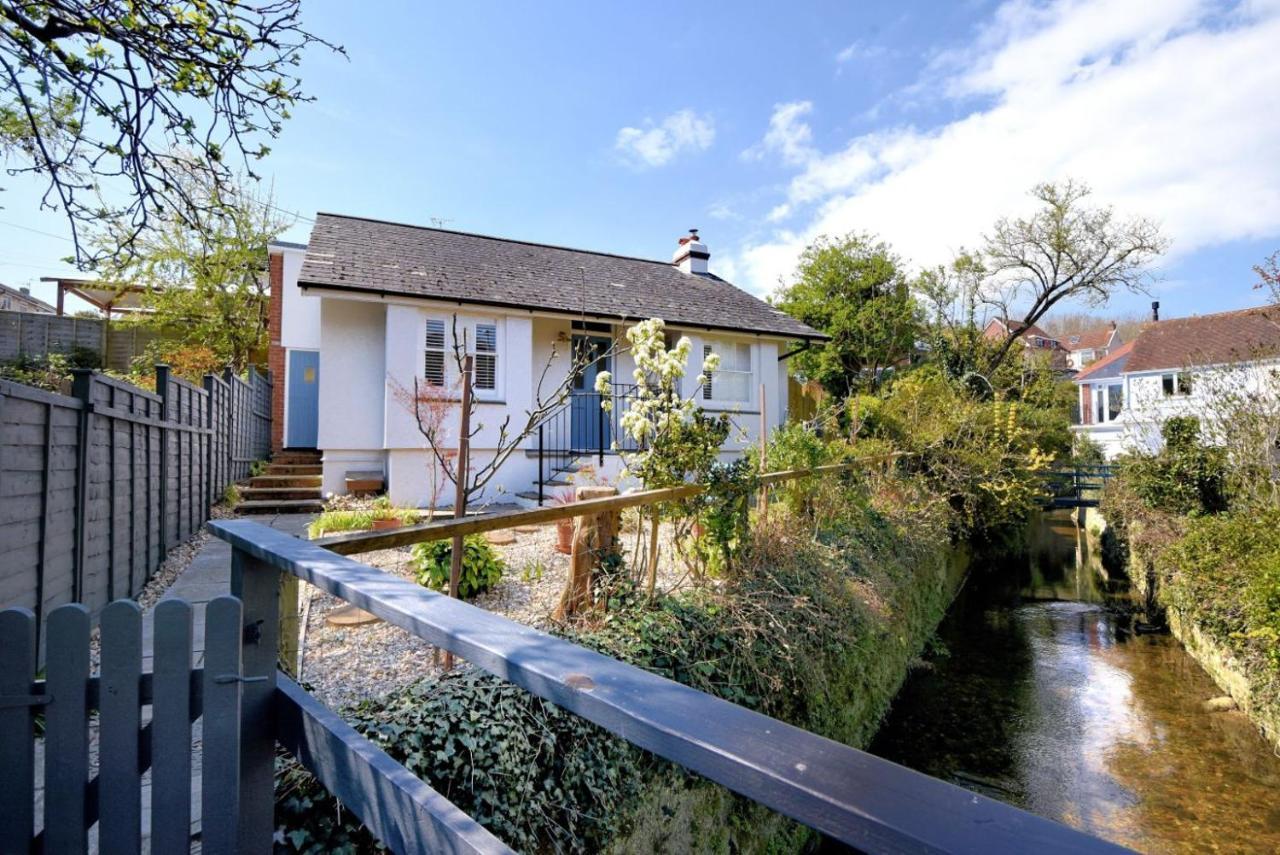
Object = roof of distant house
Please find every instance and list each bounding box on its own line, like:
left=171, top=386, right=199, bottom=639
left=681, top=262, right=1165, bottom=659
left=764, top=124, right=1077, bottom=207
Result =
left=986, top=318, right=1058, bottom=343
left=1063, top=324, right=1117, bottom=352
left=1073, top=340, right=1134, bottom=382
left=0, top=282, right=55, bottom=313
left=298, top=213, right=826, bottom=340
left=1124, top=305, right=1280, bottom=373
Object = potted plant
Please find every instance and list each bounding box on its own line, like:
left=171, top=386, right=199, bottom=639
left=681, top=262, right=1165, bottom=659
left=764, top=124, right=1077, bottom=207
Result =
left=370, top=495, right=417, bottom=531
left=551, top=489, right=576, bottom=554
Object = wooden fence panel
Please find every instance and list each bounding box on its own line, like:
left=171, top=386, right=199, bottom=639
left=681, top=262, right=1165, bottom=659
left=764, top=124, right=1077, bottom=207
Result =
left=0, top=366, right=271, bottom=646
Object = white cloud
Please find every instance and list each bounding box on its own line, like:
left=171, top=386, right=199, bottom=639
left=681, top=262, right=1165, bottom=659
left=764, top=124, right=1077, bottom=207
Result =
left=836, top=40, right=888, bottom=65
left=741, top=101, right=816, bottom=166
left=614, top=109, right=715, bottom=168
left=737, top=0, right=1280, bottom=295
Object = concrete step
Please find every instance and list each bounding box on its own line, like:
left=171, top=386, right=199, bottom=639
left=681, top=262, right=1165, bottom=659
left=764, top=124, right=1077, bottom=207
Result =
left=240, top=486, right=323, bottom=502
left=249, top=475, right=321, bottom=489
left=265, top=464, right=321, bottom=476
left=236, top=498, right=325, bottom=515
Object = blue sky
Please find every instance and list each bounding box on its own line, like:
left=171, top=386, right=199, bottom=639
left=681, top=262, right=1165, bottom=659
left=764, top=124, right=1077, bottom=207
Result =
left=4, top=0, right=1279, bottom=322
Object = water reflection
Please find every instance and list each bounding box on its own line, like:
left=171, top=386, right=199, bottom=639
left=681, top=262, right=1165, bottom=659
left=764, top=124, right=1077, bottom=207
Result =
left=868, top=511, right=1280, bottom=854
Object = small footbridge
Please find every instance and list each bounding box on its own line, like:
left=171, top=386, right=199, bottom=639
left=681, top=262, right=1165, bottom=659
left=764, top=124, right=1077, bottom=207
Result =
left=1041, top=465, right=1115, bottom=509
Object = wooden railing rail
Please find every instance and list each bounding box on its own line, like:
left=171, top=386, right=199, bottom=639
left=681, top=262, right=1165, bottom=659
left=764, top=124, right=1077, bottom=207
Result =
left=211, top=518, right=1128, bottom=854
left=314, top=459, right=895, bottom=556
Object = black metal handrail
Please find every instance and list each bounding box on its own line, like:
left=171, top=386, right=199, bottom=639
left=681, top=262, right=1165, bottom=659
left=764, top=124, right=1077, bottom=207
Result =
left=535, top=383, right=639, bottom=504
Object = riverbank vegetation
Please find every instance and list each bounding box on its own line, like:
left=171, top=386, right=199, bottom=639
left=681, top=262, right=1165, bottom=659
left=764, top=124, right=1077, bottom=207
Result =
left=1101, top=394, right=1280, bottom=745
left=276, top=182, right=1157, bottom=852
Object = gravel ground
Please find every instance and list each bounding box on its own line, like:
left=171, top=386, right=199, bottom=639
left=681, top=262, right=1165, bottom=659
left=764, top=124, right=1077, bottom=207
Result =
left=297, top=518, right=696, bottom=710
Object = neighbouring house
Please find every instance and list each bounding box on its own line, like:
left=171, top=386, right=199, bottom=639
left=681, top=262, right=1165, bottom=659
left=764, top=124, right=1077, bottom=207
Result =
left=0, top=282, right=55, bottom=314
left=1062, top=321, right=1122, bottom=370
left=270, top=215, right=825, bottom=506
left=982, top=317, right=1072, bottom=372
left=1072, top=305, right=1280, bottom=459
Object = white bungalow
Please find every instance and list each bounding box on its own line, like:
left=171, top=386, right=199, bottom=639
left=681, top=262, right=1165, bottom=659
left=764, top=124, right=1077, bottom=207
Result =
left=268, top=215, right=824, bottom=506
left=1072, top=305, right=1280, bottom=459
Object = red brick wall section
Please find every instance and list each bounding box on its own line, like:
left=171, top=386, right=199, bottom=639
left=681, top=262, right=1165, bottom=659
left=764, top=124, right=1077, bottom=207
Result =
left=268, top=251, right=285, bottom=451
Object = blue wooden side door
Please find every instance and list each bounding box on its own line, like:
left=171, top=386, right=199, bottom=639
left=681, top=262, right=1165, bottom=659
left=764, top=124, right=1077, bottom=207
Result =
left=287, top=350, right=319, bottom=448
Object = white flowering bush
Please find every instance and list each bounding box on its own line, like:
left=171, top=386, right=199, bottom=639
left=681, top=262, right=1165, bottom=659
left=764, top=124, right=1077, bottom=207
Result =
left=594, top=318, right=724, bottom=486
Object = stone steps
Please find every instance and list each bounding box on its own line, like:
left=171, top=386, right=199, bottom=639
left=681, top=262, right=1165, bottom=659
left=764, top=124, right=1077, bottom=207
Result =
left=236, top=498, right=326, bottom=515
left=248, top=474, right=322, bottom=489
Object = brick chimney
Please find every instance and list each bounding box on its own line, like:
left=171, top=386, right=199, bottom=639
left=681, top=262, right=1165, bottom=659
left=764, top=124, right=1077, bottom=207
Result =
left=672, top=228, right=709, bottom=275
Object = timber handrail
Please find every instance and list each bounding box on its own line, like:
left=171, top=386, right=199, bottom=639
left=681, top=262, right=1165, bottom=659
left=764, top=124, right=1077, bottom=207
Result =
left=314, top=457, right=902, bottom=556
left=210, top=519, right=1128, bottom=854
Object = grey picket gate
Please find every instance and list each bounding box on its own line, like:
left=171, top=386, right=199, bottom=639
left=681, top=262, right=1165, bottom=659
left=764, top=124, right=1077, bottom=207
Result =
left=0, top=596, right=246, bottom=854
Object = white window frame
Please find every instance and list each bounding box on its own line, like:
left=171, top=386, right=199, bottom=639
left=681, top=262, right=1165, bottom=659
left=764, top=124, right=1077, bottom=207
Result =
left=702, top=339, right=754, bottom=407
left=422, top=313, right=505, bottom=401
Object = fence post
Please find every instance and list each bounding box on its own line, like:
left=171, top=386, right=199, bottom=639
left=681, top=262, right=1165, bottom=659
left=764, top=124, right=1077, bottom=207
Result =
left=229, top=544, right=280, bottom=854
left=156, top=365, right=171, bottom=556
left=70, top=369, right=94, bottom=603
left=224, top=367, right=236, bottom=483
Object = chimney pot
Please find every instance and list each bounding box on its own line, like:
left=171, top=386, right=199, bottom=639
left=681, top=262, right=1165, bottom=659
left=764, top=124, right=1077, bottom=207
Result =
left=673, top=228, right=709, bottom=275
left=1151, top=301, right=1160, bottom=322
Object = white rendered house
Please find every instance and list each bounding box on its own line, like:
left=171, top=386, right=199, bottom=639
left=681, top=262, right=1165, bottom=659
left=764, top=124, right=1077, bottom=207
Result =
left=1072, top=306, right=1280, bottom=460
left=272, top=215, right=824, bottom=506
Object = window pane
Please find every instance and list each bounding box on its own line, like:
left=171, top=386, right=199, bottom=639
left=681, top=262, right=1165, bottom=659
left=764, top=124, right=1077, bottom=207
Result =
left=1178, top=372, right=1192, bottom=395
left=703, top=345, right=713, bottom=400
left=718, top=371, right=751, bottom=402
left=1108, top=384, right=1123, bottom=420
left=476, top=324, right=497, bottom=353
left=1162, top=374, right=1175, bottom=396
left=424, top=352, right=445, bottom=386
left=425, top=320, right=446, bottom=385
left=425, top=319, right=445, bottom=350
left=475, top=353, right=497, bottom=390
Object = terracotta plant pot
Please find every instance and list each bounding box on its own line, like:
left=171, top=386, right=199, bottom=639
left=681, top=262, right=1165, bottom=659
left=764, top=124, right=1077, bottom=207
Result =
left=555, top=518, right=575, bottom=554
left=371, top=517, right=403, bottom=531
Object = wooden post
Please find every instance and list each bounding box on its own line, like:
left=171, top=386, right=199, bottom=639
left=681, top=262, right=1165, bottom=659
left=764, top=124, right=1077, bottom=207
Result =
left=443, top=355, right=472, bottom=670
left=758, top=382, right=768, bottom=520
left=229, top=545, right=279, bottom=854
left=554, top=485, right=619, bottom=620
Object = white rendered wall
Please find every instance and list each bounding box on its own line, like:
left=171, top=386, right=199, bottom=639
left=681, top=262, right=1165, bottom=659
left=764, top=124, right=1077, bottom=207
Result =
left=318, top=298, right=387, bottom=494
left=279, top=247, right=320, bottom=350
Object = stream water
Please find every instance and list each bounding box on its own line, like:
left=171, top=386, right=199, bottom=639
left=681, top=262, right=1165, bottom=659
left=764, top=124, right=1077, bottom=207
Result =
left=868, top=511, right=1280, bottom=853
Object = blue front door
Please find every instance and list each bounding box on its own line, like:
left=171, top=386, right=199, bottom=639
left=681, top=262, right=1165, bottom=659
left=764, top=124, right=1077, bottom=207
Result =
left=287, top=350, right=319, bottom=448
left=571, top=336, right=611, bottom=452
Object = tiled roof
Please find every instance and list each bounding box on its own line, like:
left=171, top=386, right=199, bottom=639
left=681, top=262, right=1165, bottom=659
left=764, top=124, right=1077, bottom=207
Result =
left=1073, top=340, right=1134, bottom=382
left=298, top=213, right=825, bottom=340
left=1064, top=325, right=1115, bottom=352
left=1124, top=305, right=1280, bottom=372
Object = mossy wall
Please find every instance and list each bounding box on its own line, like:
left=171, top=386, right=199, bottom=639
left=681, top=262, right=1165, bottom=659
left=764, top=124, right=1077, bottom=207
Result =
left=611, top=547, right=971, bottom=853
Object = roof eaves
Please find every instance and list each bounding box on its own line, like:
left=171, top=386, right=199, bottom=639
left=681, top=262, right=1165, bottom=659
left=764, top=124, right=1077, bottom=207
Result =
left=297, top=280, right=831, bottom=342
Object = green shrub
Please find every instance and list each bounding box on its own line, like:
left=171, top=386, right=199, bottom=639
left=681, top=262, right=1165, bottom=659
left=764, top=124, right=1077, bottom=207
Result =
left=1121, top=416, right=1228, bottom=516
left=411, top=535, right=504, bottom=598
left=1158, top=509, right=1280, bottom=668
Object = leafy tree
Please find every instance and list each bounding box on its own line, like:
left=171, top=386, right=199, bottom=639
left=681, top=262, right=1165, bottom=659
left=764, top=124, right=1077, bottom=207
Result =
left=774, top=233, right=918, bottom=397
left=981, top=180, right=1167, bottom=371
left=93, top=167, right=287, bottom=372
left=0, top=0, right=341, bottom=262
